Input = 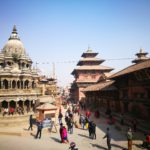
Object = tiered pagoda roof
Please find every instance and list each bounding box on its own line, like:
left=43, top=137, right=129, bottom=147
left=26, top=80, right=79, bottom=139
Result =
left=110, top=49, right=150, bottom=79
left=83, top=80, right=116, bottom=92
left=77, top=57, right=105, bottom=65
left=110, top=59, right=150, bottom=79
left=72, top=48, right=113, bottom=75
left=132, top=48, right=149, bottom=64
left=81, top=49, right=98, bottom=57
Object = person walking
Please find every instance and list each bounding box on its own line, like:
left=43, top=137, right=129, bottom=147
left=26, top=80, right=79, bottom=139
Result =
left=35, top=121, right=43, bottom=139
left=91, top=121, right=96, bottom=139
left=88, top=121, right=93, bottom=138
left=28, top=115, right=33, bottom=131
left=103, top=127, right=111, bottom=150
left=59, top=123, right=63, bottom=143
left=127, top=127, right=133, bottom=150
left=79, top=114, right=85, bottom=130
left=67, top=117, right=73, bottom=134
left=62, top=126, right=69, bottom=143
left=58, top=112, right=63, bottom=125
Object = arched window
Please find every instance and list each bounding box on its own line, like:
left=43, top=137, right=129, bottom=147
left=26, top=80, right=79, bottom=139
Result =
left=17, top=80, right=20, bottom=89
left=7, top=61, right=11, bottom=66
left=3, top=79, right=8, bottom=89
left=26, top=64, right=29, bottom=68
left=24, top=80, right=29, bottom=89
left=2, top=100, right=8, bottom=108
left=10, top=100, right=16, bottom=108
left=25, top=99, right=29, bottom=107
left=12, top=80, right=16, bottom=89
left=18, top=100, right=23, bottom=107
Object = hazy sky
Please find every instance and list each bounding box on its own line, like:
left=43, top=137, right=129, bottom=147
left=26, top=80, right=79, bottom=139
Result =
left=0, top=0, right=150, bottom=87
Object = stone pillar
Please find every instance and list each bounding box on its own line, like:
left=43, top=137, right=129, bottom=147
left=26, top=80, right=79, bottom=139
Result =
left=8, top=102, right=10, bottom=109
left=20, top=81, right=21, bottom=89
left=29, top=81, right=32, bottom=89
left=23, top=81, right=25, bottom=89
left=10, top=80, right=12, bottom=89
left=29, top=64, right=31, bottom=70
left=1, top=81, right=3, bottom=89
left=15, top=101, right=17, bottom=114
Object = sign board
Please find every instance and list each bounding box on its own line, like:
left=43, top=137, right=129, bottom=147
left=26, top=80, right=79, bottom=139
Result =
left=32, top=118, right=57, bottom=133
left=42, top=119, right=57, bottom=133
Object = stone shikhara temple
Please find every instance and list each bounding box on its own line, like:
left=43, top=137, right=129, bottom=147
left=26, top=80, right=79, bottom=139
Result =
left=0, top=26, right=41, bottom=112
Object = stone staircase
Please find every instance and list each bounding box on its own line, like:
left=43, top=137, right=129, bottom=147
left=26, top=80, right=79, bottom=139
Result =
left=0, top=114, right=32, bottom=127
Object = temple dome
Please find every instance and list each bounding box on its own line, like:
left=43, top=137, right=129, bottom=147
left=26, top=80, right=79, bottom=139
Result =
left=3, top=39, right=25, bottom=56
left=2, top=25, right=26, bottom=57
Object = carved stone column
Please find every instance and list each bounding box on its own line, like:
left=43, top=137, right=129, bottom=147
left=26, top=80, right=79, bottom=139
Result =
left=10, top=80, right=12, bottom=89
left=8, top=101, right=10, bottom=109
left=1, top=81, right=3, bottom=89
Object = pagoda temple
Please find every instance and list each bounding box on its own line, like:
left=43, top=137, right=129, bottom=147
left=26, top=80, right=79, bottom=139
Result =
left=132, top=48, right=149, bottom=64
left=70, top=48, right=113, bottom=102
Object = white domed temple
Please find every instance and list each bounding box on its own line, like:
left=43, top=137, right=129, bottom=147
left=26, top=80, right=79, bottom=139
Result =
left=0, top=26, right=41, bottom=114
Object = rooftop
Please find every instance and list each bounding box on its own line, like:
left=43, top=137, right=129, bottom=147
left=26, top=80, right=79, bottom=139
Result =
left=83, top=80, right=116, bottom=92
left=110, top=59, right=150, bottom=79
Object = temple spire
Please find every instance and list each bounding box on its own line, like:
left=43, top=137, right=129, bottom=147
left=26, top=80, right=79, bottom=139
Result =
left=87, top=45, right=92, bottom=52
left=140, top=48, right=143, bottom=53
left=88, top=45, right=90, bottom=50
left=132, top=48, right=149, bottom=64
left=12, top=25, right=17, bottom=34
left=9, top=25, right=20, bottom=40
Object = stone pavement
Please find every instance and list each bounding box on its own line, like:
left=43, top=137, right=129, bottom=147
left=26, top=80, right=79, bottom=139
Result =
left=0, top=105, right=147, bottom=150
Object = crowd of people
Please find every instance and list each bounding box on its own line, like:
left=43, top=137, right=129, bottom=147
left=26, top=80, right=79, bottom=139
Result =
left=26, top=101, right=150, bottom=150
left=1, top=106, right=32, bottom=116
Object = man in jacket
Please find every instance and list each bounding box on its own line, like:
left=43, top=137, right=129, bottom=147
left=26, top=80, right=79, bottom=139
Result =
left=103, top=127, right=111, bottom=150
left=35, top=121, right=43, bottom=139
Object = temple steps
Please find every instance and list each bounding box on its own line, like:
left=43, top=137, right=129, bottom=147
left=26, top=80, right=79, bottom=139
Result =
left=0, top=113, right=33, bottom=127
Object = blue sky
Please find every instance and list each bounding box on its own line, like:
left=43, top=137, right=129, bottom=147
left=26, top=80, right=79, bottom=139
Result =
left=0, top=0, right=150, bottom=87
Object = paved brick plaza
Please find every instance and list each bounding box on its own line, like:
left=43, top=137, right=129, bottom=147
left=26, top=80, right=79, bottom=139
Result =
left=0, top=107, right=146, bottom=150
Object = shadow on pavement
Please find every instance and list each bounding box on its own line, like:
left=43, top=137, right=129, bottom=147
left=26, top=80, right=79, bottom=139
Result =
left=90, top=143, right=107, bottom=150
left=78, top=133, right=89, bottom=139
left=80, top=110, right=144, bottom=143
left=51, top=137, right=61, bottom=143
left=133, top=143, right=147, bottom=149
left=30, top=132, right=36, bottom=137
left=111, top=143, right=126, bottom=149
